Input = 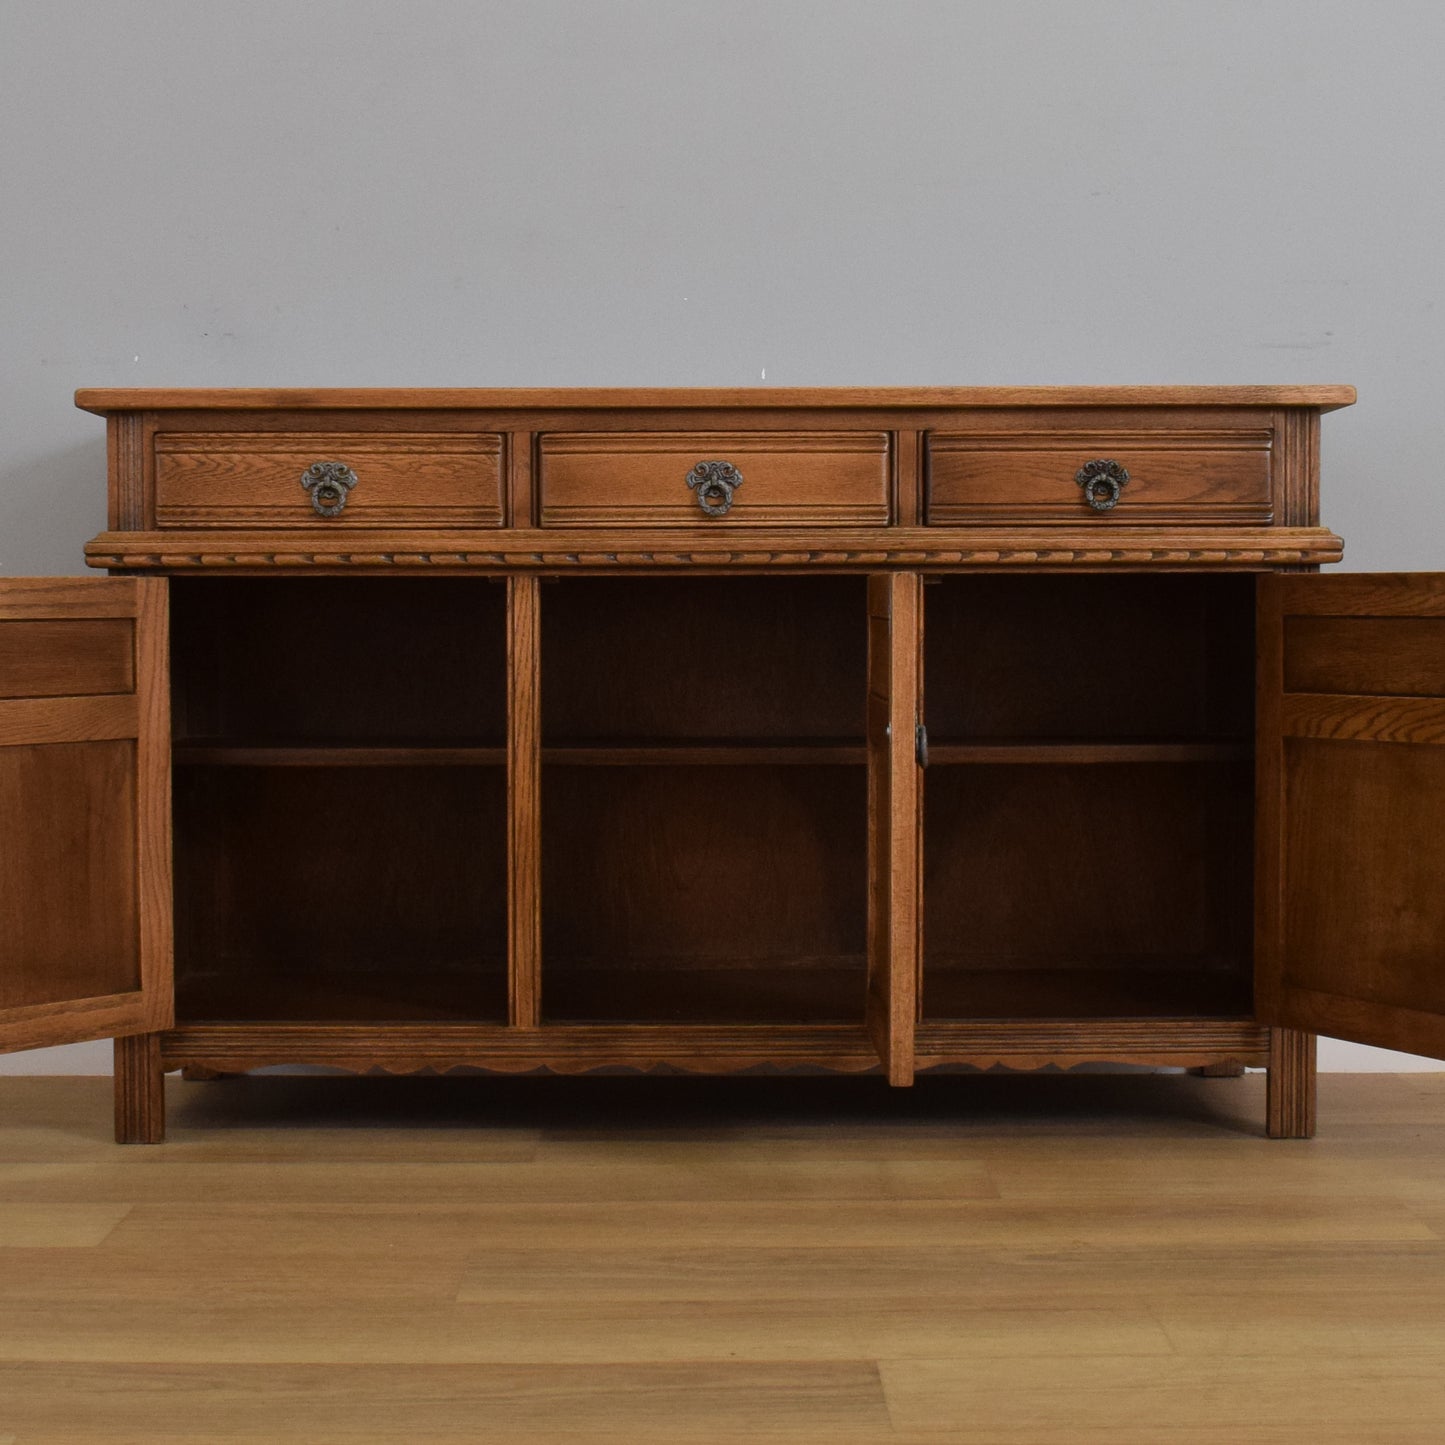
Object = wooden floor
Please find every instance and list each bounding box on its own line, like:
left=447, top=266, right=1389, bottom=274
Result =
left=1, top=1071, right=1444, bottom=1442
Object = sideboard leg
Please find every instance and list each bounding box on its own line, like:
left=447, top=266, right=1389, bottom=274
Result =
left=1266, top=1028, right=1317, bottom=1139
left=114, top=1034, right=166, bottom=1144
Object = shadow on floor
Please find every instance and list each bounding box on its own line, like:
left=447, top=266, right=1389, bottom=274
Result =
left=161, top=1068, right=1270, bottom=1140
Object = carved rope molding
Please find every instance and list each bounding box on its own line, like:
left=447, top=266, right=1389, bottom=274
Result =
left=86, top=537, right=1342, bottom=571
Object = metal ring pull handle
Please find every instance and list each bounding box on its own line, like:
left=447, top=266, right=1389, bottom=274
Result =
left=686, top=459, right=743, bottom=517
left=301, top=460, right=358, bottom=517
left=1075, top=458, right=1130, bottom=512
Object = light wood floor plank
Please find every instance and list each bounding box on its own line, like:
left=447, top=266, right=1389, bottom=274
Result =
left=0, top=1157, right=997, bottom=1205
left=0, top=1298, right=1172, bottom=1365
left=0, top=1072, right=1443, bottom=1440
left=0, top=1202, right=130, bottom=1247
left=879, top=1355, right=1445, bottom=1435
left=0, top=1361, right=891, bottom=1438
left=55, top=1192, right=1435, bottom=1252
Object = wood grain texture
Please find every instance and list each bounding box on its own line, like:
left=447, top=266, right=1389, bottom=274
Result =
left=928, top=741, right=1251, bottom=764
left=543, top=743, right=866, bottom=766
left=915, top=1018, right=1268, bottom=1069
left=172, top=767, right=507, bottom=1025
left=922, top=762, right=1253, bottom=1022
left=0, top=739, right=138, bottom=1012
left=1284, top=616, right=1445, bottom=695
left=1282, top=693, right=1445, bottom=745
left=0, top=577, right=171, bottom=1057
left=927, top=429, right=1273, bottom=525
left=538, top=431, right=891, bottom=527
left=0, top=694, right=138, bottom=746
left=0, top=617, right=134, bottom=698
left=1276, top=406, right=1320, bottom=527
left=870, top=573, right=921, bottom=1083
left=127, top=578, right=172, bottom=1039
left=508, top=576, right=542, bottom=1029
left=83, top=524, right=1347, bottom=572
left=1281, top=741, right=1445, bottom=1021
left=1262, top=572, right=1445, bottom=1065
left=170, top=576, right=508, bottom=746
left=539, top=576, right=866, bottom=743
left=1254, top=572, right=1286, bottom=1025
left=867, top=577, right=891, bottom=1072
left=106, top=410, right=149, bottom=531
left=75, top=384, right=1359, bottom=411
left=0, top=1201, right=131, bottom=1247
left=1273, top=570, right=1445, bottom=617
left=147, top=1018, right=1270, bottom=1075
left=1267, top=1028, right=1317, bottom=1140
left=540, top=766, right=867, bottom=1025
left=923, top=573, right=1256, bottom=742
left=154, top=432, right=504, bottom=528
left=172, top=745, right=509, bottom=767
left=894, top=428, right=922, bottom=526
left=160, top=1023, right=882, bottom=1073
left=0, top=576, right=142, bottom=618
left=114, top=1033, right=165, bottom=1145
left=506, top=430, right=534, bottom=528
left=11, top=1069, right=1445, bottom=1443
left=50, top=389, right=1386, bottom=1144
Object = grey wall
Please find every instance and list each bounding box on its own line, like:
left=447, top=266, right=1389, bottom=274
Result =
left=3, top=0, right=1443, bottom=1071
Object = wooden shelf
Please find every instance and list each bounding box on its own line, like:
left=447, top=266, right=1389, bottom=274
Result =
left=927, top=740, right=1253, bottom=766
left=177, top=966, right=508, bottom=1024
left=175, top=741, right=867, bottom=767
left=174, top=744, right=506, bottom=767
left=543, top=741, right=867, bottom=766
left=542, top=961, right=869, bottom=1026
left=922, top=965, right=1254, bottom=1021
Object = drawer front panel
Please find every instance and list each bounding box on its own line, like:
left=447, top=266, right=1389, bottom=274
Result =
left=927, top=431, right=1274, bottom=525
left=154, top=433, right=504, bottom=528
left=538, top=432, right=892, bottom=527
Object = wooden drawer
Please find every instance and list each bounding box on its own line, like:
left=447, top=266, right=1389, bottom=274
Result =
left=927, top=425, right=1274, bottom=525
left=538, top=432, right=892, bottom=527
left=153, top=432, right=504, bottom=528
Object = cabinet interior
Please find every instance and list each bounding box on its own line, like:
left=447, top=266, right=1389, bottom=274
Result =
left=170, top=576, right=507, bottom=748
left=170, top=578, right=509, bottom=1023
left=166, top=571, right=1258, bottom=1032
left=540, top=576, right=870, bottom=1024
left=923, top=574, right=1256, bottom=1021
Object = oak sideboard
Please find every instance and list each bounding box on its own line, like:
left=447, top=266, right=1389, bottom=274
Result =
left=4, top=384, right=1441, bottom=1144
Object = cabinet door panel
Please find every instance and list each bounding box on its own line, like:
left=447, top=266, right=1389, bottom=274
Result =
left=0, top=578, right=172, bottom=1054
left=1260, top=573, right=1445, bottom=1058
left=866, top=574, right=920, bottom=1083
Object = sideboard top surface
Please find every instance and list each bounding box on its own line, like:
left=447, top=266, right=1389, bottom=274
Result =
left=75, top=385, right=1357, bottom=414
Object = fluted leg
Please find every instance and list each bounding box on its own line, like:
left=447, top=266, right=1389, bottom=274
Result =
left=1266, top=1028, right=1317, bottom=1139
left=114, top=1033, right=165, bottom=1144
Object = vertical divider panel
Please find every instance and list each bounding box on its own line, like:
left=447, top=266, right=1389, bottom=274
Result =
left=866, top=572, right=921, bottom=1084
left=1253, top=574, right=1285, bottom=1025
left=507, top=574, right=542, bottom=1027
left=914, top=574, right=926, bottom=1025
left=134, top=576, right=173, bottom=1029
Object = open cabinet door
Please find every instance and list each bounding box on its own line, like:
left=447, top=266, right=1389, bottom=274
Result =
left=1259, top=573, right=1445, bottom=1058
left=0, top=578, right=172, bottom=1055
left=866, top=573, right=921, bottom=1085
